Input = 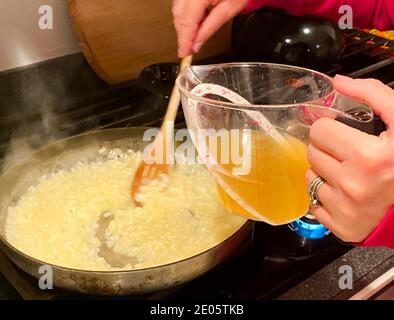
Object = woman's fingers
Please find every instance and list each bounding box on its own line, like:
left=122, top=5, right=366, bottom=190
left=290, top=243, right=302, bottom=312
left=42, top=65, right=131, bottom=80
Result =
left=173, top=0, right=248, bottom=57
left=305, top=169, right=347, bottom=237
left=307, top=144, right=341, bottom=184
left=305, top=169, right=335, bottom=206
left=173, top=0, right=209, bottom=57
left=193, top=0, right=247, bottom=52
left=312, top=206, right=335, bottom=233
left=309, top=77, right=394, bottom=163
left=310, top=117, right=378, bottom=161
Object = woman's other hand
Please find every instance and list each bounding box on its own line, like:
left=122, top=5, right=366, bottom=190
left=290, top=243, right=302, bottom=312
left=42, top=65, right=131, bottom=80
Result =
left=172, top=0, right=249, bottom=57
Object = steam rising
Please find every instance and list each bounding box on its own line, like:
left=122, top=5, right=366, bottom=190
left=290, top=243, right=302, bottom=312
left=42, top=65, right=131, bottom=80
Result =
left=0, top=60, right=83, bottom=173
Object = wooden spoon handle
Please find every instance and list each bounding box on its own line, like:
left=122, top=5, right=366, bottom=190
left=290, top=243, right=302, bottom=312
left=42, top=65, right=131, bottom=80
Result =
left=162, top=55, right=193, bottom=125
left=159, top=55, right=193, bottom=162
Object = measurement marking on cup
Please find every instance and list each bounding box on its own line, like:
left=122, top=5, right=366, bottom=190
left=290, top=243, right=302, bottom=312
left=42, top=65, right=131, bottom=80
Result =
left=189, top=83, right=284, bottom=143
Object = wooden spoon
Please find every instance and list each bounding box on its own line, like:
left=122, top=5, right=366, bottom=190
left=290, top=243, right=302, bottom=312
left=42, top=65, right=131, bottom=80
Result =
left=131, top=55, right=193, bottom=206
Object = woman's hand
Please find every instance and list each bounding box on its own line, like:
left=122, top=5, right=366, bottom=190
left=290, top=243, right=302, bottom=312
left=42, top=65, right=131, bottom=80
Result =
left=172, top=0, right=248, bottom=57
left=306, top=76, right=394, bottom=243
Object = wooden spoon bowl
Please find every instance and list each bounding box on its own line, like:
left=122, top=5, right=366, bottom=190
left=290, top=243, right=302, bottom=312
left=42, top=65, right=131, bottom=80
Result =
left=131, top=55, right=193, bottom=206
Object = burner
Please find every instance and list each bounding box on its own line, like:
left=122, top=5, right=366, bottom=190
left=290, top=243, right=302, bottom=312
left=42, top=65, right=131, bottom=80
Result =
left=289, top=216, right=330, bottom=240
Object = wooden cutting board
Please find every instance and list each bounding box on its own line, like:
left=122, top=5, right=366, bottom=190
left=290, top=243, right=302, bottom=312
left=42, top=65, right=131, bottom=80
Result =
left=68, top=0, right=231, bottom=84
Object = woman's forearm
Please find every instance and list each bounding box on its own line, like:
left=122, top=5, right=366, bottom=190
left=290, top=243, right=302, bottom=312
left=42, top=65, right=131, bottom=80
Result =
left=244, top=0, right=394, bottom=30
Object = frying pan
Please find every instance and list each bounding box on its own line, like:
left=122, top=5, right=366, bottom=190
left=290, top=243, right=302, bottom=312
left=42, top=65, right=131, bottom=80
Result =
left=0, top=127, right=252, bottom=295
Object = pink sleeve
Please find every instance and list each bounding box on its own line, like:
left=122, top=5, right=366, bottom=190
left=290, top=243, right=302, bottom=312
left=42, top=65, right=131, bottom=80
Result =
left=244, top=0, right=394, bottom=30
left=356, top=206, right=394, bottom=249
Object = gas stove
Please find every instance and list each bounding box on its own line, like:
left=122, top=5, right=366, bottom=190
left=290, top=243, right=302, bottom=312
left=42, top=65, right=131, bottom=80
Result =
left=0, top=29, right=393, bottom=300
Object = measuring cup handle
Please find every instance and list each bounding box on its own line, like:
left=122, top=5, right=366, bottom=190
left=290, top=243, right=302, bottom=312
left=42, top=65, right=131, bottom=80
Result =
left=335, top=114, right=387, bottom=136
left=331, top=92, right=387, bottom=136
left=371, top=116, right=387, bottom=136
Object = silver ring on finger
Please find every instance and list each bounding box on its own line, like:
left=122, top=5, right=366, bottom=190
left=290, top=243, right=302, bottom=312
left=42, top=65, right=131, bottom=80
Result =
left=308, top=176, right=326, bottom=208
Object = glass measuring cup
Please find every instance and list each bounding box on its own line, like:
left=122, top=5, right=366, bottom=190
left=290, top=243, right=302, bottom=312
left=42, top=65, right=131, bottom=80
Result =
left=176, top=63, right=374, bottom=226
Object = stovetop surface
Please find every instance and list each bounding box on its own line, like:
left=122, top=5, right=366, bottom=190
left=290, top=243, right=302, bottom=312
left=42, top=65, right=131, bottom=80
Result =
left=0, top=29, right=393, bottom=300
left=0, top=223, right=350, bottom=300
left=155, top=224, right=350, bottom=300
